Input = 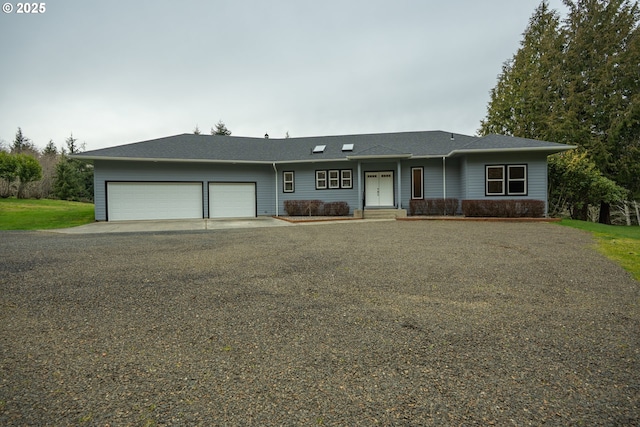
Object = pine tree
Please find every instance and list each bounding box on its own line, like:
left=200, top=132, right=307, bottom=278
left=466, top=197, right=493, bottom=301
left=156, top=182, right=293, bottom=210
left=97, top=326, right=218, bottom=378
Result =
left=560, top=0, right=639, bottom=221
left=480, top=0, right=640, bottom=222
left=212, top=120, right=232, bottom=136
left=43, top=140, right=57, bottom=156
left=53, top=133, right=93, bottom=201
left=65, top=133, right=81, bottom=154
left=11, top=127, right=36, bottom=154
left=479, top=1, right=564, bottom=141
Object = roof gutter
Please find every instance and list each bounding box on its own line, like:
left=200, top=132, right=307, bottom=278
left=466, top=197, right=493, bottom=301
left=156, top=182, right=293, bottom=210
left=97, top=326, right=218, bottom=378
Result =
left=71, top=155, right=356, bottom=165
left=446, top=145, right=577, bottom=156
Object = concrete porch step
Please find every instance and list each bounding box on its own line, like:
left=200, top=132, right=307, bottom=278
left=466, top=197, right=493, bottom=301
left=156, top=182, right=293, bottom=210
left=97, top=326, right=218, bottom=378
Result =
left=359, top=209, right=407, bottom=219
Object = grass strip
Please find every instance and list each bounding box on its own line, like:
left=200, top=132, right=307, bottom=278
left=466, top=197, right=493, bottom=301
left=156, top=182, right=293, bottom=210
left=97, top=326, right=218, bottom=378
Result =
left=558, top=219, right=640, bottom=281
left=0, top=198, right=94, bottom=230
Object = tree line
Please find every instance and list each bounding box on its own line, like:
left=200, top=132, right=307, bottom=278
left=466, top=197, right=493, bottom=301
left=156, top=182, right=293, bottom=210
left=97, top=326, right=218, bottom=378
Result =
left=480, top=0, right=639, bottom=224
left=0, top=127, right=93, bottom=201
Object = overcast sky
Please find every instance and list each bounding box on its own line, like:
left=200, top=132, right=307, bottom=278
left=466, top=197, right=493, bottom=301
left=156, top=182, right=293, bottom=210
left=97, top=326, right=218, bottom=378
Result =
left=0, top=0, right=567, bottom=151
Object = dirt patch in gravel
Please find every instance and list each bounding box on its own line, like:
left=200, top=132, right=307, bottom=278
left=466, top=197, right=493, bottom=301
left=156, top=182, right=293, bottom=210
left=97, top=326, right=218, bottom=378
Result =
left=1, top=221, right=638, bottom=426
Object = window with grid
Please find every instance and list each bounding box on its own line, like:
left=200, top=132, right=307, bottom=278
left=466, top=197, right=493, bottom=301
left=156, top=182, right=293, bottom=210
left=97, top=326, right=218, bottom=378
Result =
left=315, top=170, right=327, bottom=189
left=283, top=171, right=294, bottom=193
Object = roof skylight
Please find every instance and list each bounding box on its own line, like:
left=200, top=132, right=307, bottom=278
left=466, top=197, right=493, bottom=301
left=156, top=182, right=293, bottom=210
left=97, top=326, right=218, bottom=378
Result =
left=342, top=143, right=354, bottom=151
left=312, top=145, right=326, bottom=153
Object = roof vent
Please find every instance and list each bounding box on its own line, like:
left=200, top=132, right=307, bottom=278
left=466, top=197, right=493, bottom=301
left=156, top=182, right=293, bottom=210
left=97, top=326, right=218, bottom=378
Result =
left=342, top=143, right=354, bottom=151
left=264, top=133, right=269, bottom=139
left=450, top=133, right=455, bottom=140
left=312, top=145, right=326, bottom=153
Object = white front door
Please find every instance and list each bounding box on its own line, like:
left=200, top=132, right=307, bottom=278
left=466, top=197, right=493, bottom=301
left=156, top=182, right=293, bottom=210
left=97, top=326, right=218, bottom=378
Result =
left=365, top=171, right=394, bottom=207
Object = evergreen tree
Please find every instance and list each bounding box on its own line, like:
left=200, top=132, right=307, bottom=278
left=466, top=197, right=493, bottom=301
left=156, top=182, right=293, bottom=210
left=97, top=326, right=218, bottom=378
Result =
left=53, top=159, right=83, bottom=200
left=11, top=127, right=36, bottom=154
left=480, top=0, right=640, bottom=222
left=560, top=0, right=640, bottom=221
left=53, top=133, right=93, bottom=201
left=479, top=1, right=564, bottom=141
left=212, top=120, right=232, bottom=136
left=43, top=140, right=57, bottom=156
left=193, top=125, right=201, bottom=135
left=65, top=133, right=81, bottom=154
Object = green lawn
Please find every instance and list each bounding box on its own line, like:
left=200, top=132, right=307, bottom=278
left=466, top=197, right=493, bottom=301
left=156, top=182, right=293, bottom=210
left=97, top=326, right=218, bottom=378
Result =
left=558, top=219, right=640, bottom=281
left=0, top=198, right=95, bottom=230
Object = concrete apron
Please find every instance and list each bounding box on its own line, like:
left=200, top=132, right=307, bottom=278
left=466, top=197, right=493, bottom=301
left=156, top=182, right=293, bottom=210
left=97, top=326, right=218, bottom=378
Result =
left=48, top=217, right=294, bottom=234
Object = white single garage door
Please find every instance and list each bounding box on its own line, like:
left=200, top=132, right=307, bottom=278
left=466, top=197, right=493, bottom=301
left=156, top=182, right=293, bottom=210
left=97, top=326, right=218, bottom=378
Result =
left=209, top=183, right=256, bottom=218
left=107, top=182, right=203, bottom=221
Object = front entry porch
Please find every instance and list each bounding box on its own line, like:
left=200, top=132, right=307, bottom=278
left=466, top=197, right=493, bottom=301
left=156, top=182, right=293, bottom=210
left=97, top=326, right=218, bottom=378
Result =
left=353, top=208, right=408, bottom=219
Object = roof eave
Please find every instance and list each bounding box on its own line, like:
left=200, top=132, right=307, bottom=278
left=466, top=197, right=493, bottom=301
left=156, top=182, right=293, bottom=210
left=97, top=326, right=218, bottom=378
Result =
left=71, top=155, right=274, bottom=165
left=448, top=145, right=577, bottom=156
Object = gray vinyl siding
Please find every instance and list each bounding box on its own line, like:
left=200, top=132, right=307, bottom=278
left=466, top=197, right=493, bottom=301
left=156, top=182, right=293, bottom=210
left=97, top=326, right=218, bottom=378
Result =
left=93, top=152, right=552, bottom=220
left=278, top=162, right=359, bottom=215
left=461, top=152, right=549, bottom=204
left=94, top=160, right=275, bottom=220
left=400, top=158, right=462, bottom=210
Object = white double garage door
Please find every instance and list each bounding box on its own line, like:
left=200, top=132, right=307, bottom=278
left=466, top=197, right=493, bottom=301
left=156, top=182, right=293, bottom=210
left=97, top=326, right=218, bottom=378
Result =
left=107, top=182, right=256, bottom=221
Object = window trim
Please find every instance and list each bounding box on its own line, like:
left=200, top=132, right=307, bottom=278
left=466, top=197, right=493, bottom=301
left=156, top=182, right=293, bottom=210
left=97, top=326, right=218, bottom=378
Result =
left=486, top=165, right=505, bottom=196
left=411, top=167, right=424, bottom=199
left=315, top=169, right=353, bottom=190
left=341, top=169, right=353, bottom=189
left=328, top=170, right=340, bottom=189
left=315, top=170, right=327, bottom=189
left=283, top=171, right=294, bottom=193
left=507, top=165, right=527, bottom=196
left=485, top=164, right=528, bottom=196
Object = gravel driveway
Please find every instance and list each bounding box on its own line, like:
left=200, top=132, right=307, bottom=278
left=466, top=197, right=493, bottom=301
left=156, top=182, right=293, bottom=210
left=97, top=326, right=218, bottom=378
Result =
left=1, top=221, right=638, bottom=426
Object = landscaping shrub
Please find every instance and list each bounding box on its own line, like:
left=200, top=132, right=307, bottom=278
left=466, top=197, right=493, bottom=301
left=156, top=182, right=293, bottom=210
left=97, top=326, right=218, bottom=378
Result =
left=283, top=200, right=349, bottom=216
left=461, top=199, right=545, bottom=218
left=322, top=201, right=350, bottom=216
left=409, top=198, right=459, bottom=216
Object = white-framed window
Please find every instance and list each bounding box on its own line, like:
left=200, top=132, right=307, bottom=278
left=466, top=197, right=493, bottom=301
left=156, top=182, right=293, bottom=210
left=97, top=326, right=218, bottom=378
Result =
left=486, top=165, right=505, bottom=195
left=507, top=165, right=527, bottom=195
left=316, top=170, right=327, bottom=189
left=328, top=170, right=340, bottom=189
left=283, top=171, right=294, bottom=193
left=486, top=164, right=527, bottom=196
left=341, top=169, right=353, bottom=189
left=411, top=167, right=423, bottom=199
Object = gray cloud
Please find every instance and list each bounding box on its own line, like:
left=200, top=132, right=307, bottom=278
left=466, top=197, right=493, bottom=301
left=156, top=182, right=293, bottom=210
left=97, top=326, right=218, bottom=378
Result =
left=0, top=0, right=567, bottom=150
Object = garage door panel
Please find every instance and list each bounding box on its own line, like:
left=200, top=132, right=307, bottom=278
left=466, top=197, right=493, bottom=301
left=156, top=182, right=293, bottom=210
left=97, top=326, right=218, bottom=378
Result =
left=209, top=183, right=256, bottom=218
left=107, top=182, right=203, bottom=221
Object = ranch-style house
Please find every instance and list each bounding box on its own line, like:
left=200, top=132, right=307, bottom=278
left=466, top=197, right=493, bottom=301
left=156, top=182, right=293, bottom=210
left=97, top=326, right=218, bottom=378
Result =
left=73, top=131, right=574, bottom=221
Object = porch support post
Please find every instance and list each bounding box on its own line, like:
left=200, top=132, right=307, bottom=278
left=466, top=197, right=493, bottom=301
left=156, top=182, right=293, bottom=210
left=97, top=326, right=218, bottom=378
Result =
left=357, top=161, right=362, bottom=210
left=397, top=160, right=402, bottom=209
left=442, top=156, right=446, bottom=199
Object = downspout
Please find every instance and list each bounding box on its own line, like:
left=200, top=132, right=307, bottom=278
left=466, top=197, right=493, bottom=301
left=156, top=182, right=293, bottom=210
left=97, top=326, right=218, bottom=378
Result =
left=357, top=161, right=362, bottom=211
left=272, top=162, right=279, bottom=217
left=442, top=157, right=446, bottom=200
left=397, top=160, right=402, bottom=209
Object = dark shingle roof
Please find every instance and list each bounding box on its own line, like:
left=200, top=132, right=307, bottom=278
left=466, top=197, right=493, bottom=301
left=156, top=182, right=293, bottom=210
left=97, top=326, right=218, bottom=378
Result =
left=73, top=131, right=573, bottom=163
